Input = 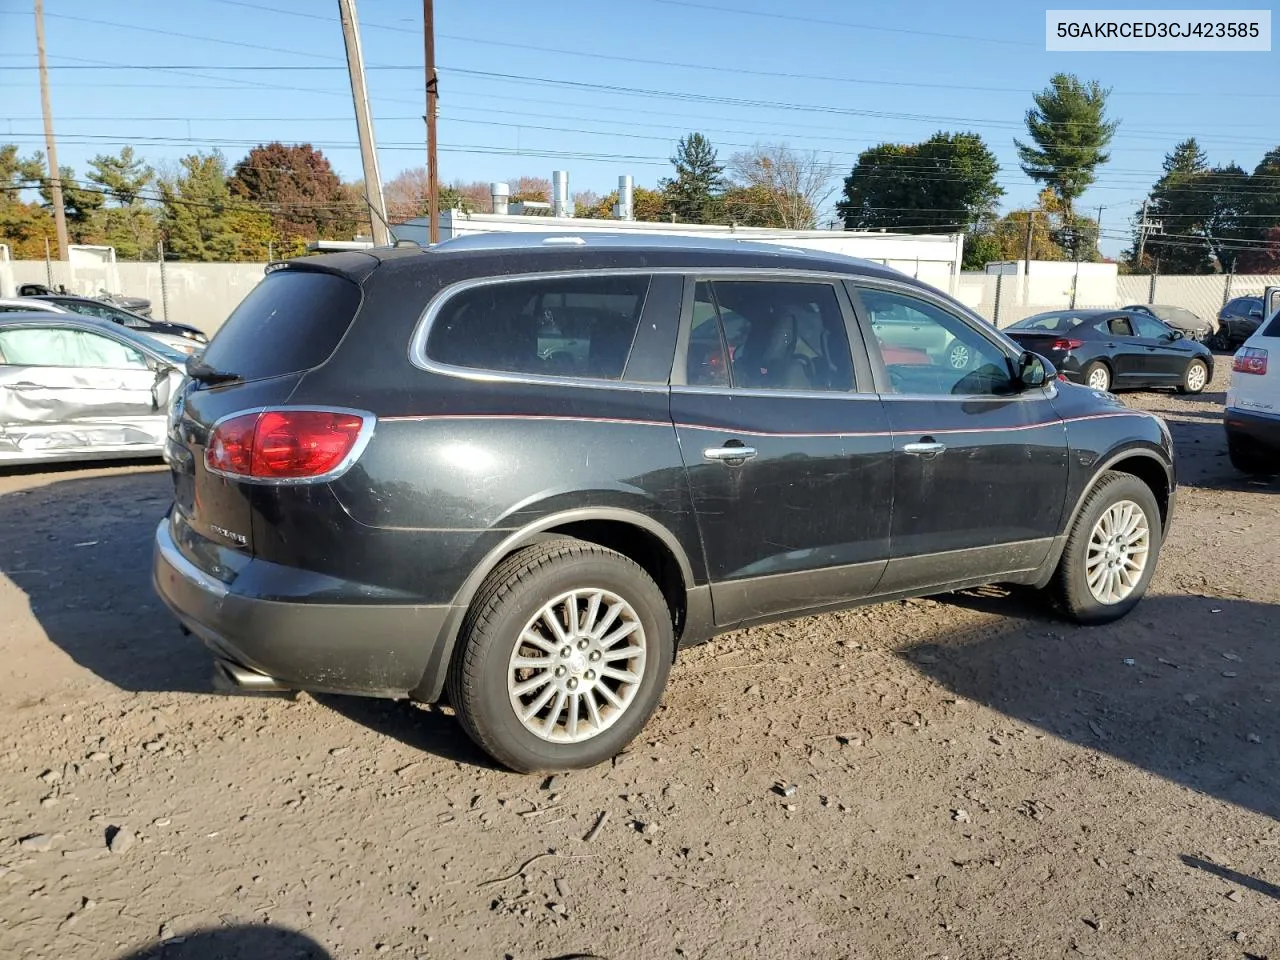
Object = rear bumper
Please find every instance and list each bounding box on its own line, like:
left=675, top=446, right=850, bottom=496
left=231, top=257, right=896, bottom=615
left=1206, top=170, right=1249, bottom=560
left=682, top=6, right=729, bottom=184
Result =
left=1225, top=407, right=1280, bottom=454
left=152, top=519, right=452, bottom=698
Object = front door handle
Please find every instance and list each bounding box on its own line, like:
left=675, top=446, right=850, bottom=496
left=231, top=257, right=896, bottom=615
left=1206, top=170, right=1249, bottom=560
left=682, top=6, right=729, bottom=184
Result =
left=903, top=440, right=946, bottom=458
left=703, top=445, right=757, bottom=463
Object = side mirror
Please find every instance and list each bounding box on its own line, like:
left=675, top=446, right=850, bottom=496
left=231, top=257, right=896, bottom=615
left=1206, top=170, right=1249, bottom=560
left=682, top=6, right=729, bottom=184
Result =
left=1016, top=350, right=1050, bottom=389
left=1249, top=310, right=1263, bottom=319
left=1164, top=329, right=1182, bottom=341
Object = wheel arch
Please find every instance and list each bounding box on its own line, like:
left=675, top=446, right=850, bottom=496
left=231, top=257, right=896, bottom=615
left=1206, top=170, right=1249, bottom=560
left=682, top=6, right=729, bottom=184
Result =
left=411, top=507, right=699, bottom=703
left=1032, top=445, right=1174, bottom=589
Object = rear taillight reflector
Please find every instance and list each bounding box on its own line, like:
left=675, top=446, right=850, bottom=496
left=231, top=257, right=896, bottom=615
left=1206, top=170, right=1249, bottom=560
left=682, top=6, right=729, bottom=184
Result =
left=1233, top=347, right=1269, bottom=376
left=1050, top=338, right=1084, bottom=351
left=206, top=409, right=370, bottom=481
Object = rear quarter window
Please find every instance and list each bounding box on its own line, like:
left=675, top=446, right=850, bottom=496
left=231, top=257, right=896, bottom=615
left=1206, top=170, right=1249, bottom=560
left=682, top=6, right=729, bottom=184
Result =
left=424, top=274, right=650, bottom=380
left=198, top=270, right=362, bottom=381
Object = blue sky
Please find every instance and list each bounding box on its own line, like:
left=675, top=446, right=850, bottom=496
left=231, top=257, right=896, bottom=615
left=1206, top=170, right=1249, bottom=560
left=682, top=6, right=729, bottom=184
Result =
left=1, top=0, right=1277, bottom=256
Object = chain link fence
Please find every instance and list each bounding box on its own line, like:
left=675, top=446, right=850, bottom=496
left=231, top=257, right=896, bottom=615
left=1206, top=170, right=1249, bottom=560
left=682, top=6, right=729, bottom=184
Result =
left=958, top=270, right=1280, bottom=329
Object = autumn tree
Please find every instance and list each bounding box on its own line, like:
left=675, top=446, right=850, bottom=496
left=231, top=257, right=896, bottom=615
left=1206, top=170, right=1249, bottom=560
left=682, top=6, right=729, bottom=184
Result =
left=728, top=143, right=833, bottom=229
left=1239, top=225, right=1280, bottom=273
left=963, top=189, right=1076, bottom=267
left=838, top=132, right=1003, bottom=233
left=229, top=142, right=356, bottom=242
left=578, top=186, right=668, bottom=221
left=661, top=133, right=724, bottom=223
left=0, top=144, right=56, bottom=258
left=509, top=175, right=552, bottom=203
left=1016, top=73, right=1117, bottom=253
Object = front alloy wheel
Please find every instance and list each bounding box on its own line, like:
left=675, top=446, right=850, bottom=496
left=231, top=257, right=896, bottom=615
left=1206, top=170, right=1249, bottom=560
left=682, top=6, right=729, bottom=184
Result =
left=1049, top=470, right=1162, bottom=624
left=1084, top=500, right=1150, bottom=605
left=947, top=341, right=971, bottom=370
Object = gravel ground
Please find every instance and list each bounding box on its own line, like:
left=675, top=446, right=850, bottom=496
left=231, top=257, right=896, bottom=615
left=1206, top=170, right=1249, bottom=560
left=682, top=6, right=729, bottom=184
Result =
left=1, top=364, right=1277, bottom=960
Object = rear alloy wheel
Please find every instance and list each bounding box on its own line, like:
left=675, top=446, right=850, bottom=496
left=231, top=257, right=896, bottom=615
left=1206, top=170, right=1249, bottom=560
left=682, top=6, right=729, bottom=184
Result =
left=446, top=539, right=673, bottom=772
left=947, top=341, right=971, bottom=371
left=1083, top=361, right=1111, bottom=392
left=1050, top=471, right=1162, bottom=624
left=1178, top=359, right=1209, bottom=394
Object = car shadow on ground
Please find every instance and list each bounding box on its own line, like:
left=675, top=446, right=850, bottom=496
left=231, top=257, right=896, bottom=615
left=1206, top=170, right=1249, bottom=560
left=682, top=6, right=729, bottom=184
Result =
left=912, top=591, right=1279, bottom=822
left=0, top=468, right=214, bottom=693
left=0, top=470, right=493, bottom=767
left=1159, top=417, right=1279, bottom=493
left=110, top=924, right=331, bottom=959
left=313, top=694, right=500, bottom=769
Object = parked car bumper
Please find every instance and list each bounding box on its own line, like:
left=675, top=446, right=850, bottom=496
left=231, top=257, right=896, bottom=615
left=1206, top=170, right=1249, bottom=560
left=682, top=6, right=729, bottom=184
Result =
left=152, top=518, right=451, bottom=698
left=1225, top=407, right=1280, bottom=455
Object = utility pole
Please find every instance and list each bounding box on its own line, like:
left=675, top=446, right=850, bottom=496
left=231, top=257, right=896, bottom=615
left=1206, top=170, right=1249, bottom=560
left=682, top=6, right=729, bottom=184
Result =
left=337, top=0, right=391, bottom=246
left=34, top=0, right=69, bottom=262
left=1022, top=211, right=1033, bottom=264
left=1135, top=198, right=1157, bottom=267
left=423, top=0, right=439, bottom=244
left=1096, top=203, right=1104, bottom=259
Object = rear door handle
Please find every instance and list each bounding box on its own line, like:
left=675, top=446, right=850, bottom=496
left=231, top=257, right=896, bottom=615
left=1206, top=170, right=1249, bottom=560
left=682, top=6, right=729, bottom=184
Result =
left=703, top=445, right=757, bottom=462
left=903, top=441, right=946, bottom=457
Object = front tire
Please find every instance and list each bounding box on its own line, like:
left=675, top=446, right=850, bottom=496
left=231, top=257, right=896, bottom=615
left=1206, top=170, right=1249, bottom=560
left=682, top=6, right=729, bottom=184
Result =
left=1050, top=471, right=1162, bottom=625
left=446, top=539, right=674, bottom=773
left=1177, top=358, right=1209, bottom=395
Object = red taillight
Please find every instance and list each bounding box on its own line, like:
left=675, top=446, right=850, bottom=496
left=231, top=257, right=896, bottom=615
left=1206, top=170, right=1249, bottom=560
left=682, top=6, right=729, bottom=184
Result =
left=206, top=409, right=368, bottom=480
left=1050, top=338, right=1084, bottom=351
left=1233, top=347, right=1269, bottom=376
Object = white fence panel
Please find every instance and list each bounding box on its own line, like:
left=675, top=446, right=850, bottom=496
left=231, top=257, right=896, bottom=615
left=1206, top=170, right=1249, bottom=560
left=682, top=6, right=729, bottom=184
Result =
left=5, top=260, right=266, bottom=333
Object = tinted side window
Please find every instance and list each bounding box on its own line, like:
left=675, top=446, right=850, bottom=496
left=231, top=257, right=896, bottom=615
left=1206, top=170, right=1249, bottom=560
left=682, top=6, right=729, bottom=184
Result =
left=200, top=270, right=362, bottom=381
left=1106, top=316, right=1135, bottom=337
left=427, top=275, right=649, bottom=380
left=1131, top=315, right=1170, bottom=339
left=858, top=287, right=1013, bottom=396
left=687, top=280, right=854, bottom=392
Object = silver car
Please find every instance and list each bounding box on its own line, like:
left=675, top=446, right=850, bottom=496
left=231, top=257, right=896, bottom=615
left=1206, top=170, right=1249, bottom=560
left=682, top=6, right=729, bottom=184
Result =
left=0, top=312, right=187, bottom=466
left=1122, top=303, right=1217, bottom=341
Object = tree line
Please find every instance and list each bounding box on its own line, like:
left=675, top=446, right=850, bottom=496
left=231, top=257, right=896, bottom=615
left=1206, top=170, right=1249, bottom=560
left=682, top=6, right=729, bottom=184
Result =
left=2, top=70, right=1277, bottom=270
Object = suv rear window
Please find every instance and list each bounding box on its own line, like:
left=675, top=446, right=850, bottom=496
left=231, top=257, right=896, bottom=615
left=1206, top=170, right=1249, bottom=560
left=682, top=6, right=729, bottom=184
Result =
left=426, top=275, right=650, bottom=380
left=198, top=269, right=361, bottom=381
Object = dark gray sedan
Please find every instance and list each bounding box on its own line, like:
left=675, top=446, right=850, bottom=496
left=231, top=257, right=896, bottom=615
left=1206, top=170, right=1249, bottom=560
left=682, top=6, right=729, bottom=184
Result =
left=0, top=312, right=187, bottom=466
left=1006, top=308, right=1213, bottom=394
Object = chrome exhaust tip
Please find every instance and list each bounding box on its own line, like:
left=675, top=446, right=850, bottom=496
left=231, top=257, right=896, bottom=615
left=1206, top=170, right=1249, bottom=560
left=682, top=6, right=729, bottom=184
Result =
left=212, top=658, right=291, bottom=693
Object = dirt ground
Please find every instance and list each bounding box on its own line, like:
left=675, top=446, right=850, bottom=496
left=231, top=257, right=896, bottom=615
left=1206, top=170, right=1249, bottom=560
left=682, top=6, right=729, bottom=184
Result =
left=1, top=364, right=1277, bottom=960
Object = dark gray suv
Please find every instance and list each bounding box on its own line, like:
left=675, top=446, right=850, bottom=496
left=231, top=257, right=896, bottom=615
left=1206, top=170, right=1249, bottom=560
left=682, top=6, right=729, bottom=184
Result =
left=153, top=234, right=1176, bottom=772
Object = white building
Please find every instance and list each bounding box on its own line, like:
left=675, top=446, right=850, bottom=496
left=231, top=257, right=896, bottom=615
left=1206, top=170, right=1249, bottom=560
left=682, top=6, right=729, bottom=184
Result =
left=315, top=172, right=966, bottom=293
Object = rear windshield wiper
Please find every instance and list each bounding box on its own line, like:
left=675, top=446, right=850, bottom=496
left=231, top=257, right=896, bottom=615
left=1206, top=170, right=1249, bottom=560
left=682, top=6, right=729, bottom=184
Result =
left=185, top=359, right=243, bottom=385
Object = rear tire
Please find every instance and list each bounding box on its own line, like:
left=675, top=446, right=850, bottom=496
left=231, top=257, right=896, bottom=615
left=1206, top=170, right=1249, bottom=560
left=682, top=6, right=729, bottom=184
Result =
left=1177, top=358, right=1209, bottom=395
left=1082, top=361, right=1111, bottom=392
left=445, top=539, right=674, bottom=773
left=1228, top=435, right=1279, bottom=476
left=1050, top=471, right=1162, bottom=625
